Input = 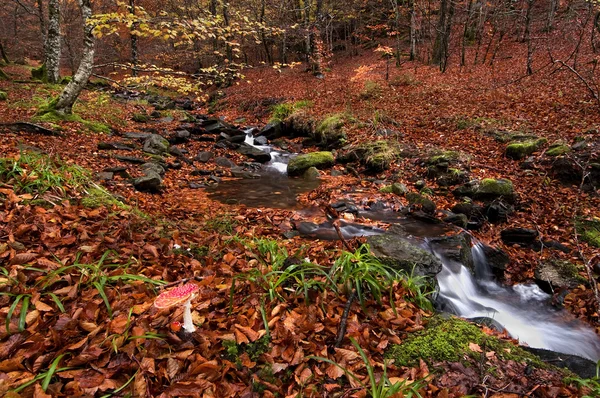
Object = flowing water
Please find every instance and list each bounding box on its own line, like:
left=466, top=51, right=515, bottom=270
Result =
left=207, top=131, right=600, bottom=360
left=434, top=242, right=600, bottom=360
left=206, top=130, right=319, bottom=208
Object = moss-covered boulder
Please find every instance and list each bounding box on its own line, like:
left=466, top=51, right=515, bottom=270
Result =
left=337, top=140, right=398, bottom=172
left=132, top=113, right=150, bottom=123
left=387, top=317, right=544, bottom=367
left=505, top=138, right=547, bottom=159
left=576, top=218, right=600, bottom=248
left=283, top=110, right=316, bottom=137
left=31, top=63, right=48, bottom=82
left=406, top=192, right=436, bottom=213
left=474, top=178, right=515, bottom=202
left=287, top=151, right=334, bottom=176
left=0, top=91, right=7, bottom=101
left=303, top=166, right=321, bottom=180
left=534, top=260, right=585, bottom=294
left=313, top=113, right=349, bottom=148
left=546, top=142, right=570, bottom=157
left=427, top=150, right=461, bottom=165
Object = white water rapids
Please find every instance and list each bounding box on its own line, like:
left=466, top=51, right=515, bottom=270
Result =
left=244, top=129, right=290, bottom=173
left=435, top=242, right=600, bottom=360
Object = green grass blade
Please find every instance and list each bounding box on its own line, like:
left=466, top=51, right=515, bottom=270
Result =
left=93, top=281, right=113, bottom=318
left=99, top=370, right=137, bottom=398
left=42, top=354, right=65, bottom=392
left=19, top=295, right=30, bottom=331
left=6, top=294, right=23, bottom=334
left=46, top=293, right=65, bottom=313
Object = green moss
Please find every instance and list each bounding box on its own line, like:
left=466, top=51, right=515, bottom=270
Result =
left=576, top=219, right=600, bottom=248
left=505, top=138, right=547, bottom=160
left=132, top=113, right=150, bottom=123
left=80, top=186, right=128, bottom=209
left=31, top=63, right=48, bottom=82
left=387, top=317, right=545, bottom=368
left=270, top=100, right=312, bottom=122
left=83, top=120, right=111, bottom=134
left=0, top=68, right=8, bottom=80
left=428, top=150, right=463, bottom=165
left=379, top=185, right=393, bottom=193
left=359, top=80, right=382, bottom=99
left=314, top=113, right=350, bottom=148
left=478, top=178, right=514, bottom=196
left=287, top=151, right=334, bottom=176
left=0, top=91, right=7, bottom=101
left=546, top=143, right=570, bottom=157
left=34, top=110, right=84, bottom=123
left=222, top=335, right=270, bottom=369
left=340, top=140, right=399, bottom=172
left=60, top=76, right=72, bottom=84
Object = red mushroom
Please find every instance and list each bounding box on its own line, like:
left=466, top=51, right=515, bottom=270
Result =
left=155, top=283, right=200, bottom=333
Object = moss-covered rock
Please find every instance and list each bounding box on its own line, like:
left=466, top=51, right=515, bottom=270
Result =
left=270, top=100, right=312, bottom=123
left=576, top=218, right=600, bottom=248
left=387, top=317, right=545, bottom=367
left=313, top=113, right=349, bottom=148
left=0, top=91, right=7, bottom=101
left=474, top=178, right=515, bottom=202
left=31, top=63, right=48, bottom=82
left=303, top=166, right=321, bottom=180
left=338, top=140, right=398, bottom=172
left=287, top=151, right=334, bottom=176
left=132, top=113, right=150, bottom=123
left=505, top=138, right=547, bottom=160
left=283, top=110, right=316, bottom=137
left=406, top=192, right=436, bottom=213
left=546, top=142, right=570, bottom=157
left=427, top=150, right=461, bottom=165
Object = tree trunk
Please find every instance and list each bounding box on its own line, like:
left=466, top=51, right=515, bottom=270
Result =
left=46, top=0, right=61, bottom=84
left=37, top=0, right=47, bottom=62
left=409, top=0, right=417, bottom=61
left=53, top=0, right=94, bottom=115
left=391, top=0, right=402, bottom=65
left=522, top=0, right=533, bottom=43
left=129, top=0, right=138, bottom=76
left=433, top=0, right=451, bottom=67
left=547, top=0, right=557, bottom=31
left=461, top=0, right=474, bottom=67
left=525, top=0, right=535, bottom=74
left=0, top=41, right=10, bottom=64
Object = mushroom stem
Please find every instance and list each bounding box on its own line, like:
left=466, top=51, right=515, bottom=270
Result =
left=182, top=298, right=196, bottom=333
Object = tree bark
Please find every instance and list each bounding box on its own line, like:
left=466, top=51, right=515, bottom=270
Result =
left=46, top=0, right=61, bottom=83
left=53, top=0, right=94, bottom=115
left=129, top=0, right=138, bottom=76
left=547, top=0, right=557, bottom=32
left=409, top=0, right=417, bottom=61
left=0, top=41, right=10, bottom=64
left=37, top=0, right=47, bottom=62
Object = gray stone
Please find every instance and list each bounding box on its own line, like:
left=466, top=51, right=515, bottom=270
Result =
left=391, top=183, right=408, bottom=196
left=237, top=143, right=271, bottom=163
left=534, top=260, right=582, bottom=294
left=195, top=151, right=214, bottom=163
left=303, top=167, right=321, bottom=180
left=231, top=167, right=260, bottom=179
left=287, top=152, right=334, bottom=176
left=254, top=136, right=268, bottom=145
left=97, top=142, right=135, bottom=151
left=443, top=213, right=468, bottom=228
left=141, top=162, right=165, bottom=176
left=96, top=172, right=113, bottom=181
left=143, top=134, right=170, bottom=155
left=367, top=225, right=442, bottom=277
left=215, top=157, right=236, bottom=168
left=133, top=173, right=162, bottom=192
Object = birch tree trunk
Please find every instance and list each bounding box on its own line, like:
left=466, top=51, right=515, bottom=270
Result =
left=46, top=0, right=61, bottom=84
left=52, top=0, right=94, bottom=115
left=129, top=0, right=138, bottom=76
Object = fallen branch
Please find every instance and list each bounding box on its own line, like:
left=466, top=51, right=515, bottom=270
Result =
left=0, top=122, right=62, bottom=136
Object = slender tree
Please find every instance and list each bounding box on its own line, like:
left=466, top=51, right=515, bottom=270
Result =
left=46, top=0, right=61, bottom=83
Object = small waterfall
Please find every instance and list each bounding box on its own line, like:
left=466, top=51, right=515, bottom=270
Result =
left=435, top=242, right=600, bottom=360
left=244, top=129, right=291, bottom=174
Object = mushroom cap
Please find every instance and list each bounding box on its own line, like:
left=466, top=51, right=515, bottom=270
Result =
left=154, top=283, right=200, bottom=309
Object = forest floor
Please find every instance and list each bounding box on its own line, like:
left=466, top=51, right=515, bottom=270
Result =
left=1, top=46, right=600, bottom=397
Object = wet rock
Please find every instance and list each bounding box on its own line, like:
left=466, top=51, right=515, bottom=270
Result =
left=443, top=213, right=468, bottom=228
left=237, top=143, right=271, bottom=163
left=97, top=142, right=135, bottom=151
left=303, top=166, right=321, bottom=180
left=190, top=169, right=212, bottom=176
left=259, top=121, right=283, bottom=139
left=287, top=151, right=334, bottom=176
left=195, top=151, right=214, bottom=163
left=406, top=192, right=436, bottom=214
left=282, top=231, right=300, bottom=239
left=230, top=167, right=260, bottom=179
left=254, top=135, right=268, bottom=145
left=429, top=232, right=473, bottom=271
left=104, top=166, right=129, bottom=178
left=500, top=228, right=539, bottom=246
left=521, top=347, right=598, bottom=379
left=189, top=182, right=205, bottom=189
left=534, top=260, right=583, bottom=294
left=480, top=244, right=510, bottom=272
left=143, top=134, right=170, bottom=155
left=215, top=157, right=236, bottom=168
left=368, top=225, right=443, bottom=277
left=414, top=180, right=426, bottom=190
